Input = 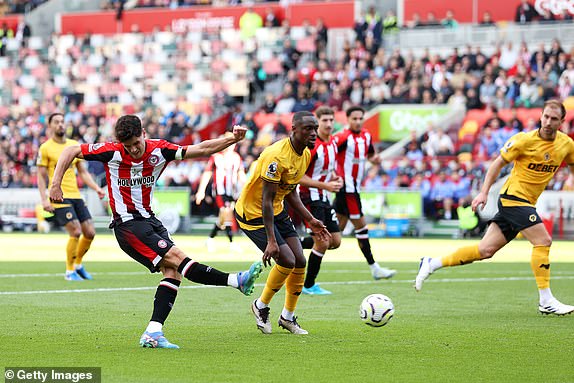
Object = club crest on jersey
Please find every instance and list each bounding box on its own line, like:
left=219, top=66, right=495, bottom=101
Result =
left=529, top=214, right=537, bottom=222
left=503, top=140, right=513, bottom=153
left=158, top=240, right=168, bottom=249
left=89, top=143, right=104, bottom=152
left=148, top=155, right=159, bottom=166
left=544, top=153, right=550, bottom=161
left=266, top=162, right=278, bottom=178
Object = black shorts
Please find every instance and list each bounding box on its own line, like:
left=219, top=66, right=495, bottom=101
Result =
left=490, top=198, right=542, bottom=242
left=235, top=209, right=298, bottom=252
left=112, top=217, right=175, bottom=273
left=334, top=191, right=363, bottom=219
left=53, top=198, right=92, bottom=226
left=304, top=200, right=340, bottom=233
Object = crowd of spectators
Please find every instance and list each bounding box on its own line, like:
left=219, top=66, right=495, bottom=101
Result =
left=0, top=0, right=48, bottom=15
left=2, top=3, right=574, bottom=222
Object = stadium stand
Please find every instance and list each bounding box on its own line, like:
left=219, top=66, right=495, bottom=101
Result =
left=2, top=2, right=574, bottom=231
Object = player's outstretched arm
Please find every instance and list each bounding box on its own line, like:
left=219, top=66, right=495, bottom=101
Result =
left=472, top=155, right=507, bottom=212
left=285, top=189, right=330, bottom=242
left=49, top=145, right=83, bottom=203
left=37, top=166, right=54, bottom=213
left=299, top=174, right=343, bottom=192
left=184, top=125, right=247, bottom=159
left=76, top=161, right=105, bottom=199
left=195, top=170, right=213, bottom=205
left=262, top=180, right=279, bottom=267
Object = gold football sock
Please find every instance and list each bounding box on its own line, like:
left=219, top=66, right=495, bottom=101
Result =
left=531, top=246, right=550, bottom=289
left=66, top=237, right=79, bottom=271
left=74, top=236, right=93, bottom=266
left=441, top=245, right=481, bottom=267
left=260, top=264, right=293, bottom=305
left=284, top=267, right=305, bottom=312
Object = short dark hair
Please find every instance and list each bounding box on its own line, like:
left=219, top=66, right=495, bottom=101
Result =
left=292, top=111, right=315, bottom=127
left=544, top=99, right=566, bottom=119
left=345, top=105, right=365, bottom=117
left=115, top=115, right=143, bottom=142
left=48, top=112, right=64, bottom=125
left=315, top=106, right=334, bottom=119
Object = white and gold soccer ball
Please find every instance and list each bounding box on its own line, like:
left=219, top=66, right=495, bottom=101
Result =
left=359, top=294, right=394, bottom=327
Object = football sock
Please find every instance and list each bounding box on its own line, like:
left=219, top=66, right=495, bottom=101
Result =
left=260, top=264, right=293, bottom=305
left=284, top=267, right=305, bottom=312
left=281, top=308, right=294, bottom=321
left=177, top=257, right=228, bottom=286
left=538, top=288, right=554, bottom=304
left=227, top=274, right=239, bottom=288
left=224, top=224, right=233, bottom=242
left=355, top=226, right=375, bottom=265
left=74, top=236, right=93, bottom=266
left=66, top=237, right=79, bottom=271
left=209, top=224, right=219, bottom=238
left=429, top=257, right=443, bottom=272
left=145, top=321, right=163, bottom=333
left=301, top=236, right=314, bottom=249
left=255, top=299, right=268, bottom=310
left=150, top=278, right=180, bottom=326
left=441, top=245, right=481, bottom=267
left=531, top=245, right=551, bottom=289
left=304, top=250, right=323, bottom=288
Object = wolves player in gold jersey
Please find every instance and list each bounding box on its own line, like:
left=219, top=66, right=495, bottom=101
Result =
left=235, top=111, right=330, bottom=334
left=37, top=113, right=105, bottom=281
left=415, top=100, right=574, bottom=316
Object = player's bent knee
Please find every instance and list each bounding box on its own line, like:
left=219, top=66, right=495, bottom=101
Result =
left=329, top=237, right=341, bottom=249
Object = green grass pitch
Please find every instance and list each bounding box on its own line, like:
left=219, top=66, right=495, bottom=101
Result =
left=1, top=233, right=573, bottom=382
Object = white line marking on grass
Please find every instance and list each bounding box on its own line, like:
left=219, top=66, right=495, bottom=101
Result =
left=2, top=270, right=574, bottom=278
left=0, top=271, right=147, bottom=278
left=2, top=276, right=574, bottom=296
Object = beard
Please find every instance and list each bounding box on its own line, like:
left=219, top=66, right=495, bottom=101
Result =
left=54, top=130, right=65, bottom=138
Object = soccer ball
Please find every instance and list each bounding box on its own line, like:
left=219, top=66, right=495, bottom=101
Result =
left=359, top=294, right=394, bottom=327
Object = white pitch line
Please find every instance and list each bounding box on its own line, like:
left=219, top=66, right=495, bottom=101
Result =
left=1, top=270, right=574, bottom=278
left=1, top=276, right=574, bottom=296
left=0, top=271, right=147, bottom=278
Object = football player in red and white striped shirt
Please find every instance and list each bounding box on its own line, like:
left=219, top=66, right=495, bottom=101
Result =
left=333, top=106, right=396, bottom=280
left=195, top=142, right=246, bottom=252
left=298, top=106, right=343, bottom=295
left=49, top=115, right=263, bottom=349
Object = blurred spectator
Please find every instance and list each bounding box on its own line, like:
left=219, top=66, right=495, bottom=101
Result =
left=539, top=9, right=556, bottom=23
left=424, top=127, right=454, bottom=157
left=264, top=7, right=280, bottom=28
left=406, top=12, right=422, bottom=29
left=441, top=10, right=459, bottom=29
left=480, top=11, right=496, bottom=26
left=383, top=10, right=399, bottom=35
left=515, top=0, right=537, bottom=23
left=430, top=170, right=455, bottom=219
left=239, top=6, right=263, bottom=40
left=424, top=12, right=441, bottom=27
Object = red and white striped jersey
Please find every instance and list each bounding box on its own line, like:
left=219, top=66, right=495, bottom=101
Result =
left=206, top=150, right=243, bottom=197
left=81, top=140, right=185, bottom=224
left=299, top=135, right=338, bottom=204
left=334, top=129, right=375, bottom=193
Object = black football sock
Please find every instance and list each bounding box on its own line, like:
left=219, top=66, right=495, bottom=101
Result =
left=304, top=250, right=324, bottom=288
left=177, top=257, right=228, bottom=286
left=225, top=225, right=233, bottom=242
left=356, top=227, right=375, bottom=265
left=300, top=236, right=314, bottom=249
left=209, top=224, right=219, bottom=238
left=150, top=278, right=180, bottom=325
